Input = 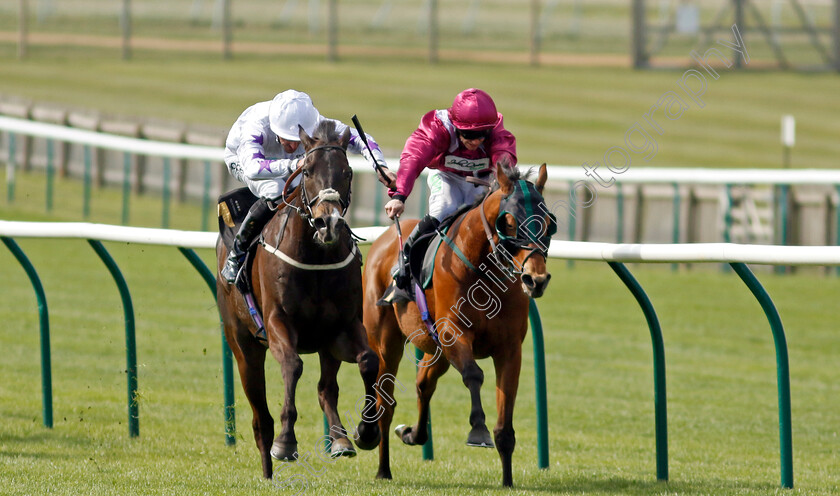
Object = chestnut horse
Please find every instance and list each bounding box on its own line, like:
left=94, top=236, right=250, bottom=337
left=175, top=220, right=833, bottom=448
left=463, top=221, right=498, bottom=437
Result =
left=216, top=121, right=380, bottom=479
left=363, top=164, right=554, bottom=487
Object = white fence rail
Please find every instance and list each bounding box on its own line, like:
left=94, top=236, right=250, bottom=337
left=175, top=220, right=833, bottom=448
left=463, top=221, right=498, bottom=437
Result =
left=4, top=115, right=840, bottom=248
left=3, top=220, right=840, bottom=265
left=4, top=114, right=840, bottom=185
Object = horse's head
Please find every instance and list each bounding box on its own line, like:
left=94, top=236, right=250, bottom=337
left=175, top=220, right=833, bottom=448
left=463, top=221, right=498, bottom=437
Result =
left=297, top=121, right=353, bottom=246
left=491, top=163, right=556, bottom=298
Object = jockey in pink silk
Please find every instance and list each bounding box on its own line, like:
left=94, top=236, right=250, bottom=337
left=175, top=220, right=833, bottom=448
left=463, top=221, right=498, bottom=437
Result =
left=384, top=88, right=517, bottom=289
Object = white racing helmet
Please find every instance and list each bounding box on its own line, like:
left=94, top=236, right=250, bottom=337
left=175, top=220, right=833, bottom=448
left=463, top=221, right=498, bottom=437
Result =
left=269, top=90, right=321, bottom=141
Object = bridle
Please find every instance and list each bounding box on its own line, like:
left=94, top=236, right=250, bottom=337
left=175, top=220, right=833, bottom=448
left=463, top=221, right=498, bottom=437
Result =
left=279, top=144, right=352, bottom=228
left=477, top=178, right=556, bottom=277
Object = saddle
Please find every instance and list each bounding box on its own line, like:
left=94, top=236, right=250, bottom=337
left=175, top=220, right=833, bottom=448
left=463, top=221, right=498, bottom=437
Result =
left=217, top=187, right=272, bottom=344
left=376, top=203, right=474, bottom=306
left=218, top=188, right=261, bottom=291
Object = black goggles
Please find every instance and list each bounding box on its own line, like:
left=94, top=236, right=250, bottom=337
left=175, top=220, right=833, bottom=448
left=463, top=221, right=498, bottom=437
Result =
left=457, top=128, right=491, bottom=141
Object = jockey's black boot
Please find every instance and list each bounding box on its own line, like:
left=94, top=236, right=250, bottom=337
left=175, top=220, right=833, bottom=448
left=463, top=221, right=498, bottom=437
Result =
left=221, top=198, right=274, bottom=284
left=394, top=214, right=440, bottom=290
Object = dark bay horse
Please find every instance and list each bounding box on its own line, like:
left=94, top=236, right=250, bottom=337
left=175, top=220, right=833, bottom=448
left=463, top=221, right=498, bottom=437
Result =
left=217, top=121, right=380, bottom=479
left=362, top=164, right=554, bottom=487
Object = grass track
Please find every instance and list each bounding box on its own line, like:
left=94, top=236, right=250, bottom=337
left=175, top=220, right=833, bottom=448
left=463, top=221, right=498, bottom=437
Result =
left=1, top=200, right=839, bottom=494
left=1, top=24, right=839, bottom=495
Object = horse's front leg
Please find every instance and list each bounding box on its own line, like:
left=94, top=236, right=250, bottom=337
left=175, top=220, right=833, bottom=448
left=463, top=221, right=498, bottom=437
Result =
left=395, top=346, right=450, bottom=447
left=265, top=312, right=303, bottom=462
left=329, top=319, right=381, bottom=451
left=316, top=351, right=357, bottom=458
left=493, top=345, right=523, bottom=487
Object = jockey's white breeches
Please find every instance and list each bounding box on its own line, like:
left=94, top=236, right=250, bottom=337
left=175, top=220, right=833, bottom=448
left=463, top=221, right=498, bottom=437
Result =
left=427, top=170, right=489, bottom=221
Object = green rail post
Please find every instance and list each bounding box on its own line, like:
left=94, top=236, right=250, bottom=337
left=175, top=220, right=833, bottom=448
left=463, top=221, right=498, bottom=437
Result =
left=162, top=158, right=171, bottom=229
left=323, top=415, right=331, bottom=452
left=122, top=153, right=131, bottom=225
left=776, top=185, right=790, bottom=275
left=7, top=132, right=16, bottom=203
left=729, top=262, right=793, bottom=489
left=177, top=247, right=236, bottom=446
left=528, top=297, right=549, bottom=469
left=616, top=182, right=624, bottom=243
left=836, top=185, right=840, bottom=276
left=88, top=240, right=139, bottom=438
left=83, top=145, right=92, bottom=219
left=374, top=181, right=383, bottom=226
left=415, top=345, right=434, bottom=461
left=201, top=161, right=212, bottom=232
left=2, top=237, right=53, bottom=428
left=45, top=139, right=54, bottom=213
left=567, top=181, right=576, bottom=269
left=671, top=182, right=680, bottom=272
left=607, top=261, right=668, bottom=482
left=724, top=184, right=733, bottom=244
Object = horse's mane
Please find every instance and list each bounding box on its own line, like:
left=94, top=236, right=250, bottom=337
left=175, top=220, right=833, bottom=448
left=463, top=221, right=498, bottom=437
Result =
left=310, top=119, right=341, bottom=144
left=469, top=166, right=533, bottom=208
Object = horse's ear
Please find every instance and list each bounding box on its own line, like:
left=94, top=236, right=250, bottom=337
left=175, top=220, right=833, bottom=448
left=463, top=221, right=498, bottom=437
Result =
left=497, top=164, right=513, bottom=194
left=298, top=125, right=315, bottom=150
left=339, top=127, right=351, bottom=149
left=536, top=163, right=548, bottom=195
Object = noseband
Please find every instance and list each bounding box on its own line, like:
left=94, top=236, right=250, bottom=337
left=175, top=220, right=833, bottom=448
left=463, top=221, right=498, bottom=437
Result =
left=280, top=144, right=352, bottom=227
left=478, top=179, right=556, bottom=277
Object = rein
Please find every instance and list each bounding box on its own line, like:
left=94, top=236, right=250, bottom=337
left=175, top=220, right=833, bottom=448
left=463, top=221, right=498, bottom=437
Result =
left=264, top=142, right=357, bottom=272
left=279, top=144, right=351, bottom=227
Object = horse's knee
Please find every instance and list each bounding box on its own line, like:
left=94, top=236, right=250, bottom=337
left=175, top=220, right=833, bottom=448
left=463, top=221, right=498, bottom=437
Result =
left=358, top=350, right=379, bottom=379
left=493, top=426, right=516, bottom=455
left=287, top=356, right=303, bottom=382
left=461, top=362, right=484, bottom=388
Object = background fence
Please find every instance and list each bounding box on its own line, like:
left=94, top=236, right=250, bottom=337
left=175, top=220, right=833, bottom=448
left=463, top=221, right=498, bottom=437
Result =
left=4, top=0, right=839, bottom=69
left=4, top=113, right=840, bottom=257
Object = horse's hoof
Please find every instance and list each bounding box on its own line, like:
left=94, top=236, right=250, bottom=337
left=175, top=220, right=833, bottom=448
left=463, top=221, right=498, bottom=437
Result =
left=395, top=424, right=423, bottom=446
left=394, top=424, right=413, bottom=445
left=329, top=437, right=357, bottom=458
left=353, top=423, right=381, bottom=451
left=270, top=441, right=298, bottom=461
left=466, top=424, right=495, bottom=448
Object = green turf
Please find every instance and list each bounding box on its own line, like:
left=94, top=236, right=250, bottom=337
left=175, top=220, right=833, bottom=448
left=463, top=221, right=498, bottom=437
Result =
left=1, top=11, right=839, bottom=493
left=1, top=43, right=839, bottom=171
left=1, top=199, right=839, bottom=494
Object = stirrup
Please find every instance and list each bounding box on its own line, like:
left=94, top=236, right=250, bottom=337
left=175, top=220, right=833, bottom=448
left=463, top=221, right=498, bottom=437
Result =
left=221, top=254, right=242, bottom=284
left=392, top=256, right=411, bottom=290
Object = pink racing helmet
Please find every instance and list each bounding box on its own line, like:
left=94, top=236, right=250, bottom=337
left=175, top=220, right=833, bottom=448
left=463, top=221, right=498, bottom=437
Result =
left=447, top=88, right=500, bottom=131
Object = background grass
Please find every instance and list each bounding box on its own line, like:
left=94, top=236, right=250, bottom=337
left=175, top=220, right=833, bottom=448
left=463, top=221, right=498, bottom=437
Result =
left=1, top=206, right=839, bottom=495
left=1, top=44, right=839, bottom=171
left=1, top=9, right=839, bottom=494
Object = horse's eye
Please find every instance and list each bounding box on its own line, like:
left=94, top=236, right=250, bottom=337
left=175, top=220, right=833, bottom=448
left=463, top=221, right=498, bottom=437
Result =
left=302, top=169, right=310, bottom=178
left=344, top=169, right=353, bottom=179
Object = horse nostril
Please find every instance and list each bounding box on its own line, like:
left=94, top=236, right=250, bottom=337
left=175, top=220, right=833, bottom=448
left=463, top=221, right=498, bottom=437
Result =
left=521, top=274, right=535, bottom=288
left=313, top=218, right=327, bottom=231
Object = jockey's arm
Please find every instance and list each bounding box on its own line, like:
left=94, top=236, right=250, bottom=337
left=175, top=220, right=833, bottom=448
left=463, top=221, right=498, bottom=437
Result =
left=237, top=125, right=299, bottom=181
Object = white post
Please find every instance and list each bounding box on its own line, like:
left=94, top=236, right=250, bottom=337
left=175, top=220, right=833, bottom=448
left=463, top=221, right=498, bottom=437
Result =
left=781, top=115, right=795, bottom=168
